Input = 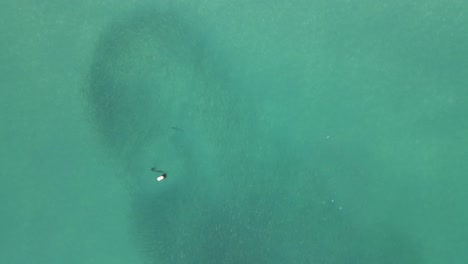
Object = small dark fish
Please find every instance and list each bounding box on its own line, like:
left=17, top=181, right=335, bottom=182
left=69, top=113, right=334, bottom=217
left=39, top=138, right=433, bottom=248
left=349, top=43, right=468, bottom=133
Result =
left=171, top=126, right=184, bottom=132
left=151, top=167, right=164, bottom=173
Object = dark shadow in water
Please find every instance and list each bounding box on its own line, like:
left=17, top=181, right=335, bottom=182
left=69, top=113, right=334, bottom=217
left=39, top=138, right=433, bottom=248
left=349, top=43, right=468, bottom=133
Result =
left=85, top=8, right=423, bottom=264
left=86, top=9, right=227, bottom=157
left=85, top=8, right=245, bottom=263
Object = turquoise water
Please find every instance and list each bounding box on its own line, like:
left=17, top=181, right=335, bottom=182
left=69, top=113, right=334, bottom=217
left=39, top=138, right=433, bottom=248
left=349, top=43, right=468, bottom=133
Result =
left=1, top=1, right=467, bottom=263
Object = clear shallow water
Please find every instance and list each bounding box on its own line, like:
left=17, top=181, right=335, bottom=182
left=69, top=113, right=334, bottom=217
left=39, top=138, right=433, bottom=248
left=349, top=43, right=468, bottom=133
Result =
left=2, top=1, right=468, bottom=263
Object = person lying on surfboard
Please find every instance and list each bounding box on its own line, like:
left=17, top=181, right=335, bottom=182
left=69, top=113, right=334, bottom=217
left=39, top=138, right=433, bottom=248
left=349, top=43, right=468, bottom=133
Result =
left=151, top=167, right=167, bottom=181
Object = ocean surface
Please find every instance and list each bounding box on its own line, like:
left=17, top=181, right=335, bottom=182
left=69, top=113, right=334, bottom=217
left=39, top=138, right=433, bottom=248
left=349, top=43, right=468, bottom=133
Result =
left=1, top=1, right=467, bottom=263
